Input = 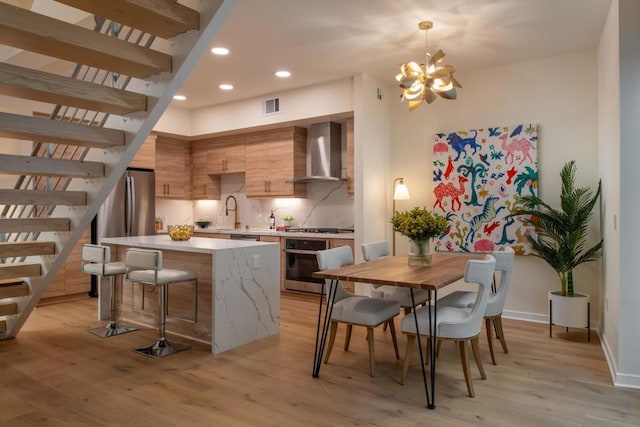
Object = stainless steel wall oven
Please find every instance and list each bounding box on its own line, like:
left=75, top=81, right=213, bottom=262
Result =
left=284, top=238, right=329, bottom=294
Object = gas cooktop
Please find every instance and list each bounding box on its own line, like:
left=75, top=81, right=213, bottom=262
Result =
left=285, top=227, right=354, bottom=234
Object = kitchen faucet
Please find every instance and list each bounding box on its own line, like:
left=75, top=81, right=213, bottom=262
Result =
left=225, top=195, right=240, bottom=229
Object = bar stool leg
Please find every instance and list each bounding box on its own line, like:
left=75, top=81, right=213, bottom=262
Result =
left=88, top=275, right=137, bottom=338
left=134, top=283, right=190, bottom=358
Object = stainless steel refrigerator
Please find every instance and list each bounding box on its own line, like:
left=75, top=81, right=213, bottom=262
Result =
left=96, top=168, right=156, bottom=240
left=91, top=169, right=155, bottom=310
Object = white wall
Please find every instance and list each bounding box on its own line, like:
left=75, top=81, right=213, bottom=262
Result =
left=598, top=0, right=621, bottom=382
left=390, top=51, right=601, bottom=322
left=617, top=0, right=640, bottom=388
left=189, top=78, right=353, bottom=136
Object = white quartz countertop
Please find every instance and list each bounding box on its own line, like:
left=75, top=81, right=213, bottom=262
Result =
left=101, top=235, right=278, bottom=254
left=191, top=228, right=355, bottom=239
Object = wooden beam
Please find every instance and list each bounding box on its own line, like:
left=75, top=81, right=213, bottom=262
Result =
left=0, top=63, right=147, bottom=115
left=0, top=2, right=172, bottom=79
left=0, top=218, right=70, bottom=233
left=0, top=189, right=86, bottom=206
left=0, top=154, right=104, bottom=178
left=0, top=263, right=41, bottom=280
left=54, top=0, right=200, bottom=39
left=0, top=112, right=125, bottom=148
left=0, top=242, right=56, bottom=258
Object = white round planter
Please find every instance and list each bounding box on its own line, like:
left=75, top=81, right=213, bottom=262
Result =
left=548, top=290, right=591, bottom=341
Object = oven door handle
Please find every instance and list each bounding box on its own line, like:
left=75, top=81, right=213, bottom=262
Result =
left=284, top=249, right=318, bottom=255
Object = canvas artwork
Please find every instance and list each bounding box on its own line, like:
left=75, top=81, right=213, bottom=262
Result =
left=432, top=123, right=538, bottom=255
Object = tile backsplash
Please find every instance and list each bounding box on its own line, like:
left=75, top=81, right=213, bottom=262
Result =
left=157, top=173, right=354, bottom=230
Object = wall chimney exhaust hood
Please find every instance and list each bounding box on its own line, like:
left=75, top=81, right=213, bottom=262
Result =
left=288, top=122, right=342, bottom=183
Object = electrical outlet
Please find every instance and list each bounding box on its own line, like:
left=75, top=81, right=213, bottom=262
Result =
left=253, top=255, right=260, bottom=269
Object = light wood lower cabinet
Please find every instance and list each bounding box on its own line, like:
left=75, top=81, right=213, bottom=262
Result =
left=43, top=227, right=91, bottom=299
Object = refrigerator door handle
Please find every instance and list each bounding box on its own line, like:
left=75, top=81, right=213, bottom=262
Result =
left=125, top=175, right=134, bottom=236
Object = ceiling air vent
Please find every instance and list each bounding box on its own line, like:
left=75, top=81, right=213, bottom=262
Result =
left=262, top=97, right=280, bottom=115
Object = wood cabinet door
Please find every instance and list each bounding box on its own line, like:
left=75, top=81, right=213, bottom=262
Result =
left=156, top=138, right=188, bottom=198
left=265, top=132, right=294, bottom=196
left=224, top=140, right=246, bottom=173
left=191, top=142, right=220, bottom=199
left=207, top=139, right=245, bottom=174
left=245, top=136, right=270, bottom=197
left=130, top=134, right=156, bottom=170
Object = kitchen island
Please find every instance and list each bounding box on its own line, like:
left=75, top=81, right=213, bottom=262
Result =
left=101, top=235, right=280, bottom=354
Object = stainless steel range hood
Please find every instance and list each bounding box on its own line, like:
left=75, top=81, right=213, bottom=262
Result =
left=288, top=122, right=342, bottom=183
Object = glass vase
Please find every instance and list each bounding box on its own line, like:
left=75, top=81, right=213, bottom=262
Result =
left=408, top=239, right=432, bottom=267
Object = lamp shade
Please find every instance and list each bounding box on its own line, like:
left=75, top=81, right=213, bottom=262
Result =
left=393, top=182, right=410, bottom=200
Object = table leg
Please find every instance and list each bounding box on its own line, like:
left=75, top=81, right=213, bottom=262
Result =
left=313, top=279, right=338, bottom=377
left=410, top=288, right=432, bottom=408
left=428, top=290, right=437, bottom=409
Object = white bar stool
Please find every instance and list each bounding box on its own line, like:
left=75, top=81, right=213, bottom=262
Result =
left=125, top=248, right=196, bottom=358
left=81, top=244, right=137, bottom=337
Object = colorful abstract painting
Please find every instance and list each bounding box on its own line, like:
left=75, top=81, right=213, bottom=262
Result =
left=432, top=123, right=538, bottom=255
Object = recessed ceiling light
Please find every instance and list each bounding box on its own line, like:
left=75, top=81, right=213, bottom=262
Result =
left=275, top=70, right=291, bottom=78
left=219, top=84, right=234, bottom=91
left=211, top=47, right=229, bottom=55
left=173, top=94, right=186, bottom=101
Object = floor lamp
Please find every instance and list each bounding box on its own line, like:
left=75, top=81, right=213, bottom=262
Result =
left=392, top=177, right=410, bottom=255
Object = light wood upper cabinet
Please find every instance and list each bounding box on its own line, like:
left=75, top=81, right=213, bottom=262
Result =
left=345, top=117, right=354, bottom=198
left=129, top=134, right=156, bottom=170
left=208, top=139, right=245, bottom=174
left=156, top=136, right=189, bottom=199
left=245, top=127, right=306, bottom=198
left=190, top=141, right=220, bottom=199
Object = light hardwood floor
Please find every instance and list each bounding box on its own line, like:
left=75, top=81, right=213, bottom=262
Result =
left=1, top=296, right=639, bottom=426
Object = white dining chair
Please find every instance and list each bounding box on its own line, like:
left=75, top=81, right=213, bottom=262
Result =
left=438, top=247, right=515, bottom=364
left=361, top=240, right=429, bottom=314
left=400, top=255, right=496, bottom=397
left=317, top=245, right=400, bottom=377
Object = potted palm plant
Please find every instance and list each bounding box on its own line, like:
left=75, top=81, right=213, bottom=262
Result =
left=510, top=161, right=602, bottom=337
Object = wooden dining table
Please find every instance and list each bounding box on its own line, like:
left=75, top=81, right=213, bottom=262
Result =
left=312, top=252, right=481, bottom=409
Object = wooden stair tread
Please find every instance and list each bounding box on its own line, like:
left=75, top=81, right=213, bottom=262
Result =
left=0, top=154, right=104, bottom=178
left=0, top=112, right=125, bottom=148
left=0, top=189, right=86, bottom=206
left=0, top=283, right=30, bottom=298
left=55, top=0, right=200, bottom=39
left=0, top=2, right=172, bottom=79
left=0, top=302, right=18, bottom=316
left=0, top=241, right=56, bottom=258
left=0, top=63, right=147, bottom=115
left=0, top=218, right=70, bottom=233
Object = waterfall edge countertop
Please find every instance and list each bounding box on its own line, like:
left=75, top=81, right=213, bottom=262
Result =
left=100, top=234, right=280, bottom=354
left=101, top=234, right=278, bottom=254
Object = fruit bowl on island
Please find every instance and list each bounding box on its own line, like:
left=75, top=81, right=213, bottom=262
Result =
left=168, top=224, right=194, bottom=241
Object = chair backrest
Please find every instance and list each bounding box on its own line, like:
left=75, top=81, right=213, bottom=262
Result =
left=486, top=247, right=515, bottom=316
left=438, top=255, right=496, bottom=339
left=125, top=248, right=162, bottom=272
left=361, top=240, right=390, bottom=262
left=82, top=244, right=110, bottom=264
left=316, top=246, right=353, bottom=302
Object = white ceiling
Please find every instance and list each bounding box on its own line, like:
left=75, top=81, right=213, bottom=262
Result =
left=174, top=0, right=612, bottom=110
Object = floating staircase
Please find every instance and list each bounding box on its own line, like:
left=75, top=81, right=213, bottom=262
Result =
left=0, top=0, right=236, bottom=339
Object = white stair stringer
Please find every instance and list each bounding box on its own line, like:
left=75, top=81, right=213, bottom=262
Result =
left=1, top=0, right=238, bottom=340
